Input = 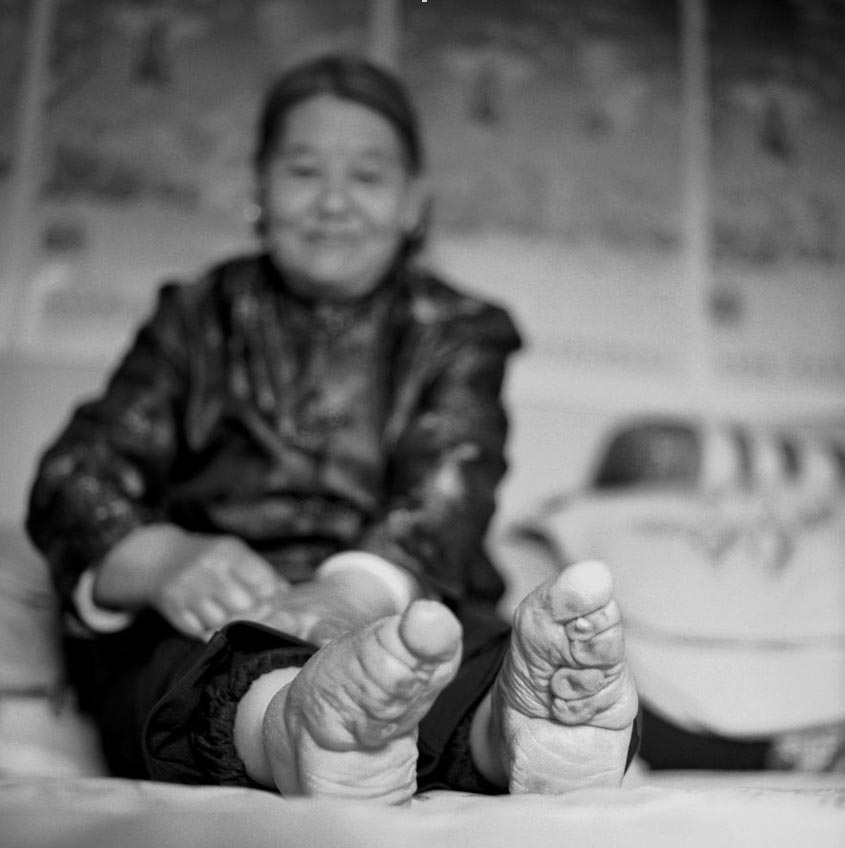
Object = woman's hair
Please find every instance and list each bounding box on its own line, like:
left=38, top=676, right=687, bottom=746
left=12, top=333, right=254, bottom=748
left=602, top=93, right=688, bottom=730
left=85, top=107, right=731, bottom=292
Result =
left=254, top=54, right=424, bottom=176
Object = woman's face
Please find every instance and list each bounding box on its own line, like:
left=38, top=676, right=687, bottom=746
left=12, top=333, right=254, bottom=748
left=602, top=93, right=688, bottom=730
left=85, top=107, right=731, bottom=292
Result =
left=261, top=94, right=423, bottom=300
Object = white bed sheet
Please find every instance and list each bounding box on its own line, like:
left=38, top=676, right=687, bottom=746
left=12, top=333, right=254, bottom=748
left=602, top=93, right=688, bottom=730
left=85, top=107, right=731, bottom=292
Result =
left=2, top=773, right=843, bottom=848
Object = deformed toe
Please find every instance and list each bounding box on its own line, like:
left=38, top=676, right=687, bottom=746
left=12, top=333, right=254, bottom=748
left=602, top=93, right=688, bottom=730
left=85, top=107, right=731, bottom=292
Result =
left=549, top=560, right=615, bottom=621
left=399, top=600, right=462, bottom=661
left=550, top=666, right=609, bottom=699
left=563, top=601, right=621, bottom=639
left=569, top=623, right=625, bottom=667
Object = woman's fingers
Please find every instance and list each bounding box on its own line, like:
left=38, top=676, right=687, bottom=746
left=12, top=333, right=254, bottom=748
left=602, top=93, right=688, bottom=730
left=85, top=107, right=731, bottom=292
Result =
left=154, top=534, right=289, bottom=638
left=230, top=554, right=284, bottom=600
left=177, top=608, right=208, bottom=640
left=215, top=577, right=259, bottom=613
left=195, top=595, right=230, bottom=629
left=192, top=539, right=283, bottom=613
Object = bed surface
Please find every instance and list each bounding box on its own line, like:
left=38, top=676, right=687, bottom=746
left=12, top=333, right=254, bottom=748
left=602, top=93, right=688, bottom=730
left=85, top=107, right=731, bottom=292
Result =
left=2, top=772, right=843, bottom=848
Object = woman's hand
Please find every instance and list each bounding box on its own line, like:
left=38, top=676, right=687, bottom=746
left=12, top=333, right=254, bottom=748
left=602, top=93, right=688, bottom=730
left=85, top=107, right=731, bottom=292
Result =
left=93, top=525, right=282, bottom=640
left=149, top=535, right=284, bottom=640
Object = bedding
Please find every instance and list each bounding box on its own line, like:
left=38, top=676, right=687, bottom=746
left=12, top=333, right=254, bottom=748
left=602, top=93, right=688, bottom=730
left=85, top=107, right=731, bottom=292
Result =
left=1, top=773, right=843, bottom=848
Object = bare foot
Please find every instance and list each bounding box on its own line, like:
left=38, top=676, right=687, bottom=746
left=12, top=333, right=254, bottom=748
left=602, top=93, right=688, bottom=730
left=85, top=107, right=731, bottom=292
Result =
left=261, top=600, right=462, bottom=804
left=472, top=561, right=638, bottom=794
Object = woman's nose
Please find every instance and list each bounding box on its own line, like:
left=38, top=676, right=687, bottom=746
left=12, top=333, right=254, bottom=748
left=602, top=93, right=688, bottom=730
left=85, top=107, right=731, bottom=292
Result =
left=316, top=175, right=352, bottom=215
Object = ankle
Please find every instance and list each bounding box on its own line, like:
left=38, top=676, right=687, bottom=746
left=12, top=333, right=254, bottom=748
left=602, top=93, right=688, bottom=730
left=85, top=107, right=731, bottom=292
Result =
left=233, top=667, right=300, bottom=786
left=468, top=691, right=508, bottom=787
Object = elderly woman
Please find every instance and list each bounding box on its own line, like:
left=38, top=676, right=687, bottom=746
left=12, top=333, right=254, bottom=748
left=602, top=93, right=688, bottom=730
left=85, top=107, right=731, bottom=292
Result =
left=26, top=55, right=637, bottom=802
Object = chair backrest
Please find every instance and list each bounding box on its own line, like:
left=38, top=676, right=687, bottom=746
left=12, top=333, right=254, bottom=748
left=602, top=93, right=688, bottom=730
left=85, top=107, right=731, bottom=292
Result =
left=700, top=422, right=744, bottom=494
left=592, top=418, right=700, bottom=490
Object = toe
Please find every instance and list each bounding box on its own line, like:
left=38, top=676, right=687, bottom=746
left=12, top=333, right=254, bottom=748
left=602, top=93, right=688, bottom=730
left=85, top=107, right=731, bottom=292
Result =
left=563, top=600, right=621, bottom=641
left=550, top=667, right=609, bottom=699
left=549, top=664, right=635, bottom=727
left=569, top=620, right=625, bottom=667
left=549, top=560, right=615, bottom=622
left=500, top=562, right=634, bottom=723
left=399, top=600, right=463, bottom=661
left=321, top=602, right=462, bottom=746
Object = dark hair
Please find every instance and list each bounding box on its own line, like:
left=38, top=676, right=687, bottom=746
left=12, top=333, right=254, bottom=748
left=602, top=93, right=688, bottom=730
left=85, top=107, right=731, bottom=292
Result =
left=254, top=54, right=424, bottom=176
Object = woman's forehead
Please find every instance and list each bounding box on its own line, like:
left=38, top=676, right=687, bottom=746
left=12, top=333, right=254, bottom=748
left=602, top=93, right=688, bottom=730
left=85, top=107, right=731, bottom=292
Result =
left=275, top=94, right=406, bottom=159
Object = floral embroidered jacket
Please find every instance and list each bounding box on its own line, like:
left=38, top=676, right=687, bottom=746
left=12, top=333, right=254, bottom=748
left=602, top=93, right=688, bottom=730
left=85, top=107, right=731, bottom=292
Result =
left=26, top=253, right=522, bottom=620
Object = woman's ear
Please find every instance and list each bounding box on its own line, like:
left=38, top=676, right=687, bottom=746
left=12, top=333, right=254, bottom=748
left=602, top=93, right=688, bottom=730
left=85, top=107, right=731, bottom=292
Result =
left=402, top=176, right=431, bottom=240
left=250, top=178, right=269, bottom=239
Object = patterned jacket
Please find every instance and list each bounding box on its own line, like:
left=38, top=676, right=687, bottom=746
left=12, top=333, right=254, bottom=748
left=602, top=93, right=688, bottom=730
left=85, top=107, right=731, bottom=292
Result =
left=26, top=253, right=522, bottom=620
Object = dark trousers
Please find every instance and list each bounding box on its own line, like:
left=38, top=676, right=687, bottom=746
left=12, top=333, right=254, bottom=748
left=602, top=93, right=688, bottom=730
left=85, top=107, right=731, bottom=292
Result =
left=67, top=608, right=638, bottom=793
left=67, top=608, right=513, bottom=790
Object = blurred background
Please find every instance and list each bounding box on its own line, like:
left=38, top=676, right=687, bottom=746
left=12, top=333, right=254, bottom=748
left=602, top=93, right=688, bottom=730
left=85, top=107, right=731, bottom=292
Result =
left=0, top=0, right=843, bottom=521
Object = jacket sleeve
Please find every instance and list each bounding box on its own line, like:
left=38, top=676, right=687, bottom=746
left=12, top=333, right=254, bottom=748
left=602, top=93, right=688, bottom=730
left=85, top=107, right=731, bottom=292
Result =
left=25, top=283, right=191, bottom=611
left=358, top=303, right=522, bottom=605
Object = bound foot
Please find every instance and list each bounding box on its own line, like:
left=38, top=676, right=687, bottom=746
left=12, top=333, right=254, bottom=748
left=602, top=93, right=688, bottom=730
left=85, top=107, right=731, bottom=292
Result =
left=472, top=560, right=638, bottom=794
left=262, top=600, right=462, bottom=804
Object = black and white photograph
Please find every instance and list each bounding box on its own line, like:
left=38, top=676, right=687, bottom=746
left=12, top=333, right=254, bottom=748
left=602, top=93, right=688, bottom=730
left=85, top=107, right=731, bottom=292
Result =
left=1, top=1, right=843, bottom=845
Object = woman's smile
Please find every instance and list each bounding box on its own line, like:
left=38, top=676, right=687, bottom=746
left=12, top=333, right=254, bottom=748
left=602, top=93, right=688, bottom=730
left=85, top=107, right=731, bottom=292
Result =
left=305, top=229, right=360, bottom=244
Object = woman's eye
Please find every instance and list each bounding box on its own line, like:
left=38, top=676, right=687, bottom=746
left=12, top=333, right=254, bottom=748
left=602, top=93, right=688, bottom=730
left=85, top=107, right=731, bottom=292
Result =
left=283, top=161, right=320, bottom=178
left=352, top=169, right=387, bottom=185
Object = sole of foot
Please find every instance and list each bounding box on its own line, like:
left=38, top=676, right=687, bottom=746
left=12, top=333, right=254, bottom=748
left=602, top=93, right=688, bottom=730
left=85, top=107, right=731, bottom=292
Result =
left=490, top=560, right=638, bottom=794
left=263, top=600, right=463, bottom=803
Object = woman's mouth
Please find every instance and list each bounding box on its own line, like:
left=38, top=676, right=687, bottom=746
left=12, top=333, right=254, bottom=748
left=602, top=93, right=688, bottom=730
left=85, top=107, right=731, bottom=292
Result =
left=307, top=230, right=358, bottom=245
